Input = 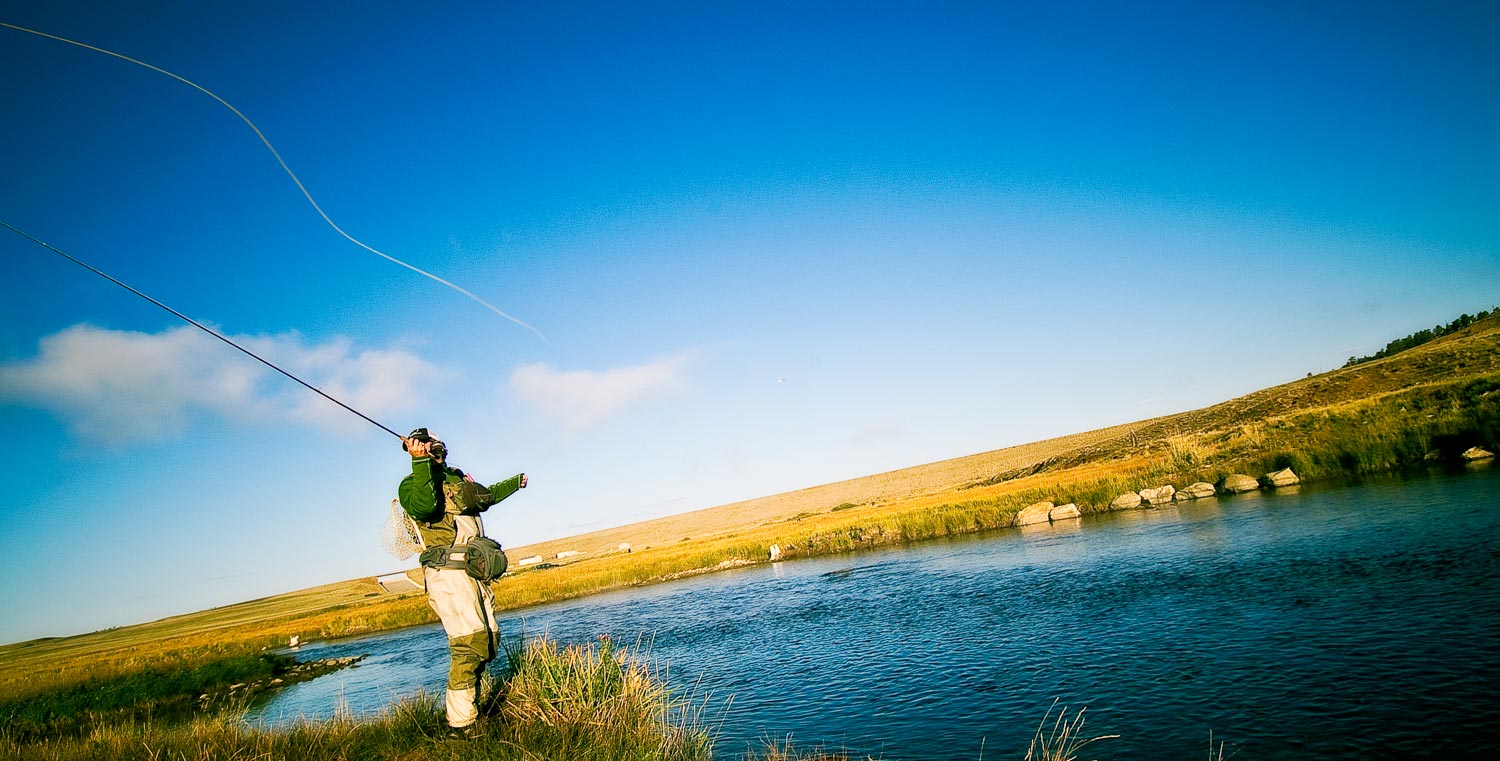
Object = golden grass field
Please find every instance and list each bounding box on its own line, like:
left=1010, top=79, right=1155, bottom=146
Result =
left=3, top=314, right=1497, bottom=703
left=509, top=417, right=1158, bottom=560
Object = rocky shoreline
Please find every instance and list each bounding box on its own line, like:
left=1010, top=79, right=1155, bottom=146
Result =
left=1010, top=445, right=1496, bottom=528
left=197, top=655, right=365, bottom=709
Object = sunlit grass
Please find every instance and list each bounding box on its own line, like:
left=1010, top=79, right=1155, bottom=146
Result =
left=1022, top=702, right=1118, bottom=761
left=0, top=635, right=715, bottom=761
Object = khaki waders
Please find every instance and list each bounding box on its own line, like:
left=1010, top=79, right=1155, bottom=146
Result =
left=398, top=458, right=525, bottom=730
left=424, top=562, right=497, bottom=727
left=417, top=511, right=498, bottom=728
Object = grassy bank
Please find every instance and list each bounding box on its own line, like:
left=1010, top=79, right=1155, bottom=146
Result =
left=0, top=652, right=295, bottom=744
left=780, top=372, right=1498, bottom=554
left=0, top=636, right=715, bottom=761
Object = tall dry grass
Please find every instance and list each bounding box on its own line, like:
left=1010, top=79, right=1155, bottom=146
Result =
left=1, top=635, right=715, bottom=761
left=1022, top=702, right=1118, bottom=761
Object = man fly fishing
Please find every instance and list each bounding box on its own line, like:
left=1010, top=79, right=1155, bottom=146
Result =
left=396, top=428, right=527, bottom=737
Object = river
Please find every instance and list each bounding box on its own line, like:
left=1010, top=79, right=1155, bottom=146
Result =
left=249, top=465, right=1500, bottom=759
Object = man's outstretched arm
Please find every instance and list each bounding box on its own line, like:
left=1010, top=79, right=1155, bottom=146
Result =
left=487, top=474, right=528, bottom=506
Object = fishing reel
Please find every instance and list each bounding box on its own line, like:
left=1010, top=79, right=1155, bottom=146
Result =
left=404, top=427, right=446, bottom=458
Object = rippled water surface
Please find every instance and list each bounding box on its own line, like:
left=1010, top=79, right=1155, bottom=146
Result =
left=251, top=468, right=1500, bottom=759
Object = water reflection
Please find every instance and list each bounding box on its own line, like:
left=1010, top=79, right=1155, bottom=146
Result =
left=1016, top=516, right=1082, bottom=538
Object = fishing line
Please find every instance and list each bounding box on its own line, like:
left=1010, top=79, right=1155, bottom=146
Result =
left=1, top=21, right=545, bottom=342
left=0, top=219, right=407, bottom=442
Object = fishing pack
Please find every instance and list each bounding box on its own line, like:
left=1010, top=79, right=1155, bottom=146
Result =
left=416, top=537, right=508, bottom=582
left=463, top=537, right=508, bottom=582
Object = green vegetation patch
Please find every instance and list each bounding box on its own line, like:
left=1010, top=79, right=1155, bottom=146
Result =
left=1345, top=308, right=1496, bottom=367
left=0, top=652, right=295, bottom=742
left=1237, top=376, right=1500, bottom=479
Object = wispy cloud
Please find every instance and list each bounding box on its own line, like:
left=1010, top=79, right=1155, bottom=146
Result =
left=509, top=352, right=695, bottom=432
left=0, top=324, right=445, bottom=445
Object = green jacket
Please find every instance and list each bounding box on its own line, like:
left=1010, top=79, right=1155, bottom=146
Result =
left=398, top=456, right=524, bottom=546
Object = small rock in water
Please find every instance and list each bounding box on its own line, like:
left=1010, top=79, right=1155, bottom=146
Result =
left=1012, top=501, right=1054, bottom=526
left=1139, top=485, right=1177, bottom=505
left=1175, top=482, right=1217, bottom=501
left=1264, top=468, right=1300, bottom=487
left=1220, top=474, right=1260, bottom=493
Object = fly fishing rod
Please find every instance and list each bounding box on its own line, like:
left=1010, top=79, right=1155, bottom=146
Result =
left=1, top=219, right=406, bottom=442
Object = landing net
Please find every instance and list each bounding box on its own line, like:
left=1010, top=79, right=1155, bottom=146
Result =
left=380, top=498, right=423, bottom=560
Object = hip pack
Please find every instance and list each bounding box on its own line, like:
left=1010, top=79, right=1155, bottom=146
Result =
left=464, top=537, right=509, bottom=581
left=418, top=545, right=467, bottom=571
left=420, top=538, right=509, bottom=582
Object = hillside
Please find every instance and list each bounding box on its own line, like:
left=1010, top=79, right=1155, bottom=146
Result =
left=505, top=419, right=1158, bottom=561
left=3, top=313, right=1495, bottom=700
left=506, top=312, right=1500, bottom=561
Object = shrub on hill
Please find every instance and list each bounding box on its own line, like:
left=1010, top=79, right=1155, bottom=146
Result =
left=1345, top=308, right=1497, bottom=367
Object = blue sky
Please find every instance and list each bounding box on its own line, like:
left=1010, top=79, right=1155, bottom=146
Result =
left=1, top=1, right=1496, bottom=644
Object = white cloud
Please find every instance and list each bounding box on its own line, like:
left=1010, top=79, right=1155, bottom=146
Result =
left=509, top=352, right=694, bottom=432
left=0, top=324, right=445, bottom=445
